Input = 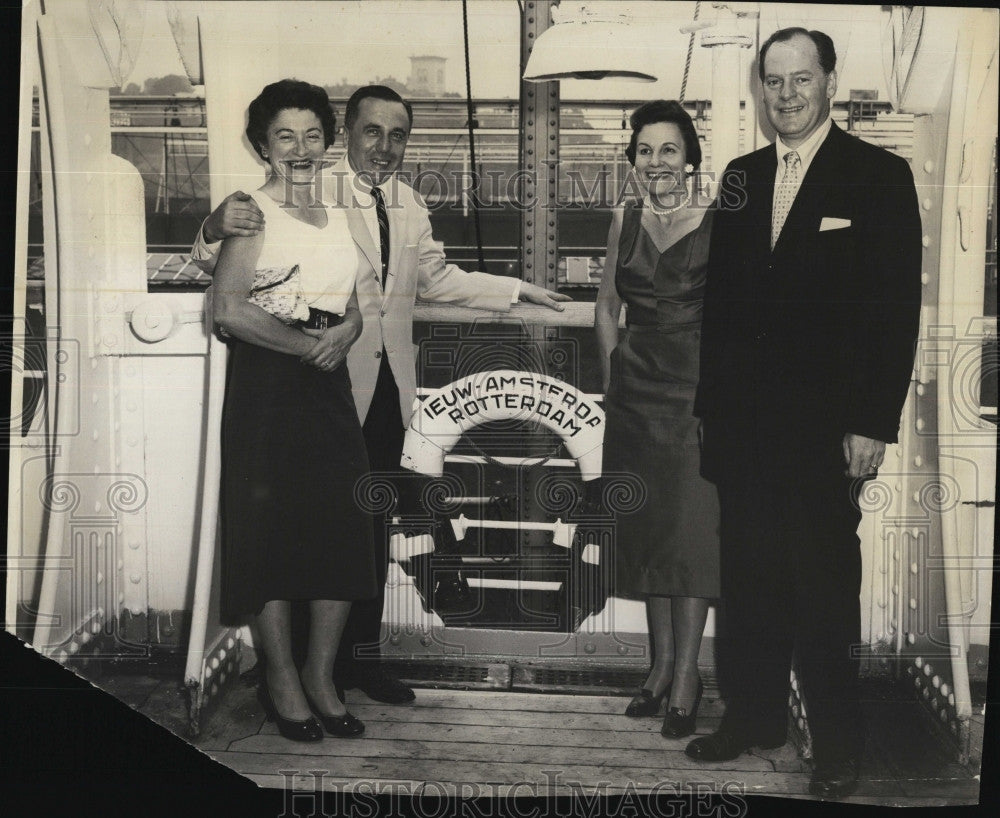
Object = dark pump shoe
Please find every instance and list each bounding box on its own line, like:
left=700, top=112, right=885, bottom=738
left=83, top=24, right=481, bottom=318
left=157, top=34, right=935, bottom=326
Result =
left=809, top=758, right=860, bottom=799
left=350, top=673, right=416, bottom=704
left=257, top=685, right=323, bottom=743
left=624, top=685, right=670, bottom=717
left=661, top=680, right=703, bottom=739
left=685, top=730, right=785, bottom=761
left=302, top=691, right=365, bottom=738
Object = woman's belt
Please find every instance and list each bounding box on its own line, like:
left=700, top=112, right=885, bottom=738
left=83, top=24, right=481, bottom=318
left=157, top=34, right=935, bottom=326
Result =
left=297, top=308, right=345, bottom=330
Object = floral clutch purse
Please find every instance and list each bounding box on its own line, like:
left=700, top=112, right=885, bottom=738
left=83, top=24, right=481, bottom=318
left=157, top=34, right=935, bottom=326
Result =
left=247, top=265, right=312, bottom=325
left=215, top=265, right=311, bottom=339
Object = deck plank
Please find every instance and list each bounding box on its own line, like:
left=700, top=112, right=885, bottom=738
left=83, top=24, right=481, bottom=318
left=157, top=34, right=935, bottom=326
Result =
left=206, top=751, right=905, bottom=798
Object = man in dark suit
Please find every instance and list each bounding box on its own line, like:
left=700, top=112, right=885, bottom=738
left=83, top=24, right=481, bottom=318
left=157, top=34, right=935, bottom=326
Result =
left=687, top=28, right=922, bottom=798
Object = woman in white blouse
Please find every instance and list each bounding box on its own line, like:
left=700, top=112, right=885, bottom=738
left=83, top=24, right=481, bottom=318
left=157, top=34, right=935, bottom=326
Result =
left=213, top=79, right=376, bottom=743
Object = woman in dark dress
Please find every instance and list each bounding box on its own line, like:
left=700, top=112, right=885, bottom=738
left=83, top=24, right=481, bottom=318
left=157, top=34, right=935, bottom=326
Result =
left=595, top=101, right=720, bottom=739
left=213, top=80, right=376, bottom=742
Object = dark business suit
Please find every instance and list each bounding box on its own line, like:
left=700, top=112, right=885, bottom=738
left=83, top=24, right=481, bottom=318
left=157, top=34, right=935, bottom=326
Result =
left=694, top=122, right=921, bottom=763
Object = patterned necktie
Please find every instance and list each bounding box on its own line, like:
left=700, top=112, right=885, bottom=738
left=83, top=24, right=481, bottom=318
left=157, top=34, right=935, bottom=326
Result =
left=771, top=150, right=801, bottom=250
left=371, top=185, right=390, bottom=288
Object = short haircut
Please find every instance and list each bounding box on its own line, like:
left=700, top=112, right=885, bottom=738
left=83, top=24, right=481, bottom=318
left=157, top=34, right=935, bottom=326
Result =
left=625, top=100, right=702, bottom=170
left=245, top=79, right=336, bottom=159
left=344, top=85, right=414, bottom=131
left=758, top=27, right=837, bottom=80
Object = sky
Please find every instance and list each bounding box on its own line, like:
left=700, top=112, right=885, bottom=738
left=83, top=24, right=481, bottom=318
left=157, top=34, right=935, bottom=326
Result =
left=127, top=1, right=900, bottom=102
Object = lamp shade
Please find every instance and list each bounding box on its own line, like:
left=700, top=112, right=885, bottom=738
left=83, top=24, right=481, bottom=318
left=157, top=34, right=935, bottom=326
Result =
left=523, top=9, right=659, bottom=83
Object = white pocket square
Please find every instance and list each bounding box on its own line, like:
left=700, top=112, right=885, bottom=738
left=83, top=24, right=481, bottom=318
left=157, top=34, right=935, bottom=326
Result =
left=819, top=217, right=851, bottom=231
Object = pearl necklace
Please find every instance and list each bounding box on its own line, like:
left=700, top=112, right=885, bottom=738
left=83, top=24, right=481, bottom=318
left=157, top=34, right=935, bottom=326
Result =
left=645, top=186, right=691, bottom=216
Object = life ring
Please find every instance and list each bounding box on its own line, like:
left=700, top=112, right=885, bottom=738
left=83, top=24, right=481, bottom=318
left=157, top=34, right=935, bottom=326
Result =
left=401, top=370, right=604, bottom=480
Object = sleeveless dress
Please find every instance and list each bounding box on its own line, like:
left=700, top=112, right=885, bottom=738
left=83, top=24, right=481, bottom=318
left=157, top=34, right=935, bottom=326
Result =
left=604, top=203, right=720, bottom=599
left=219, top=193, right=377, bottom=623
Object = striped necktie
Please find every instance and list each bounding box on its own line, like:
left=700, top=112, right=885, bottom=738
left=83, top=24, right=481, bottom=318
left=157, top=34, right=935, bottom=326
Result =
left=371, top=186, right=390, bottom=288
left=771, top=150, right=801, bottom=250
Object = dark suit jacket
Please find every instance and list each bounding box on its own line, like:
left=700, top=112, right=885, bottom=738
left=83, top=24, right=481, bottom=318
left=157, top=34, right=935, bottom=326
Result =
left=695, top=122, right=922, bottom=474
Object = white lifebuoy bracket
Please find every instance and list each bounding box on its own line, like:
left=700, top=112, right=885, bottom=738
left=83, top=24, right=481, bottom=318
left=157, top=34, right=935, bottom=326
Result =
left=401, top=370, right=604, bottom=481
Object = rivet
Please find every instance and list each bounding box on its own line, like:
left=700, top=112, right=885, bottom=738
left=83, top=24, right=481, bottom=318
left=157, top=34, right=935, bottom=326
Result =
left=909, top=598, right=917, bottom=609
left=117, top=560, right=124, bottom=571
left=130, top=573, right=141, bottom=584
left=797, top=717, right=805, bottom=730
left=792, top=704, right=800, bottom=718
left=92, top=430, right=99, bottom=442
left=67, top=641, right=80, bottom=655
left=911, top=562, right=919, bottom=574
left=875, top=631, right=883, bottom=641
left=923, top=160, right=934, bottom=173
left=877, top=597, right=886, bottom=608
left=96, top=572, right=104, bottom=585
left=94, top=501, right=101, bottom=513
left=907, top=633, right=915, bottom=645
left=941, top=683, right=949, bottom=696
left=790, top=677, right=798, bottom=692
left=210, top=657, right=220, bottom=669
left=921, top=236, right=930, bottom=249
left=895, top=448, right=902, bottom=458
left=940, top=709, right=949, bottom=722
left=204, top=665, right=213, bottom=678
left=892, top=584, right=899, bottom=595
left=912, top=490, right=921, bottom=503
left=890, top=618, right=897, bottom=629
left=932, top=675, right=941, bottom=689
left=915, top=418, right=925, bottom=431
left=921, top=198, right=932, bottom=211
left=911, top=527, right=921, bottom=539
left=895, top=482, right=902, bottom=491
left=789, top=694, right=796, bottom=708
left=118, top=592, right=125, bottom=604
left=948, top=693, right=955, bottom=706
left=55, top=651, right=68, bottom=664
left=95, top=608, right=104, bottom=621
left=923, top=687, right=932, bottom=700
left=389, top=634, right=401, bottom=646
left=914, top=677, right=921, bottom=689
left=892, top=550, right=899, bottom=561
left=914, top=455, right=923, bottom=467
left=420, top=635, right=431, bottom=647
left=219, top=649, right=227, bottom=662
left=130, top=607, right=142, bottom=616
left=583, top=642, right=596, bottom=654
left=226, top=637, right=236, bottom=650
left=924, top=663, right=934, bottom=676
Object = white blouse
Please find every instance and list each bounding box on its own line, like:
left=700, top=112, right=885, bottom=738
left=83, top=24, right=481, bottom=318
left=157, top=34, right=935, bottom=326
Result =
left=252, top=191, right=359, bottom=315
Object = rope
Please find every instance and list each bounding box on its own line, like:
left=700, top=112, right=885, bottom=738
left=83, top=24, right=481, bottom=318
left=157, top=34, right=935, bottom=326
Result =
left=680, top=1, right=701, bottom=102
left=461, top=0, right=487, bottom=272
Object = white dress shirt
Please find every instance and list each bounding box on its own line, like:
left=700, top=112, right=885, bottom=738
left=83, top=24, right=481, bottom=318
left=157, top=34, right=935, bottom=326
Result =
left=772, top=115, right=833, bottom=207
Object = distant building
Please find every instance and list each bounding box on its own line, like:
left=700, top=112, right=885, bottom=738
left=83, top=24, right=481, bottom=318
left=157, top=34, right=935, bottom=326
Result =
left=408, top=55, right=447, bottom=96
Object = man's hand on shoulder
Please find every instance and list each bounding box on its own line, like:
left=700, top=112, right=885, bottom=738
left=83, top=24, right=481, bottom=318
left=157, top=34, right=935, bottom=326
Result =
left=518, top=282, right=572, bottom=312
left=842, top=433, right=886, bottom=478
left=204, top=191, right=265, bottom=243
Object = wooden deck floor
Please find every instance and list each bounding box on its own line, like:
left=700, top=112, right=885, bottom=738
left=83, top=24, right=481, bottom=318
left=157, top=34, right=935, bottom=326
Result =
left=116, top=674, right=984, bottom=807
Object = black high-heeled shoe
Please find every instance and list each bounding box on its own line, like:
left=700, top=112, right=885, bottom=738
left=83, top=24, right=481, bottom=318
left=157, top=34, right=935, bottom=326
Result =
left=302, top=689, right=365, bottom=738
left=625, top=684, right=671, bottom=717
left=661, top=679, right=703, bottom=739
left=257, top=684, right=323, bottom=743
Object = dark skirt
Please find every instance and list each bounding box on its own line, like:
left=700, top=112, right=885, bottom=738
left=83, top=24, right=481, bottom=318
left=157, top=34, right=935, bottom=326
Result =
left=603, top=326, right=720, bottom=599
left=219, top=340, right=377, bottom=623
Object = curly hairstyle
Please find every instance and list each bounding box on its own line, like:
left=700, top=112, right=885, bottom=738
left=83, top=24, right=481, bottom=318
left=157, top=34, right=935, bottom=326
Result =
left=624, top=100, right=701, bottom=170
left=245, top=79, right=337, bottom=160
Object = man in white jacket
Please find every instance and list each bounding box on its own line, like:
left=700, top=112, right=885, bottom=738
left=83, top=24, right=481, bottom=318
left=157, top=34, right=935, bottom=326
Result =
left=192, top=85, right=568, bottom=703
